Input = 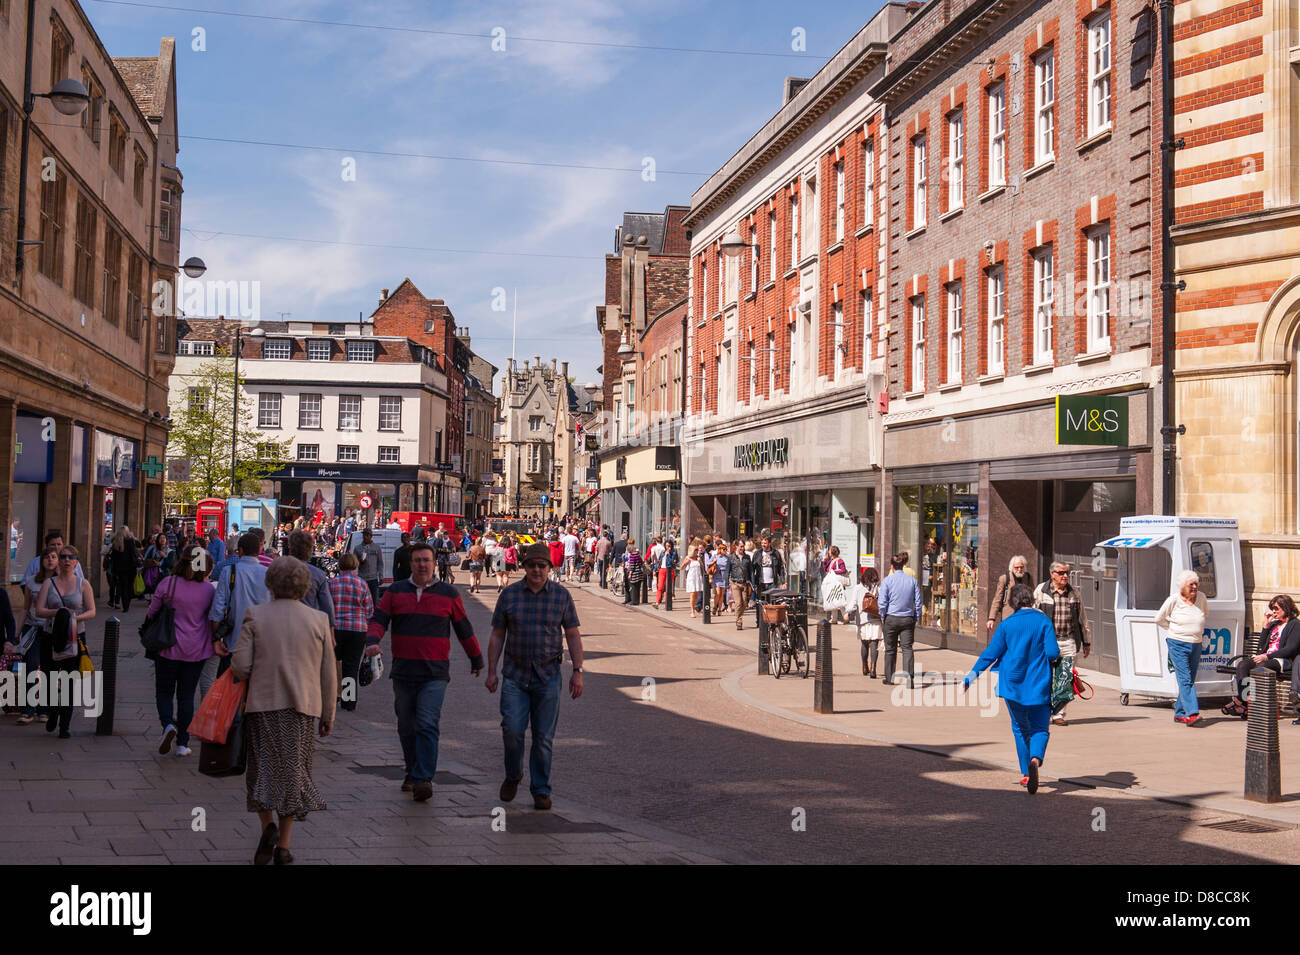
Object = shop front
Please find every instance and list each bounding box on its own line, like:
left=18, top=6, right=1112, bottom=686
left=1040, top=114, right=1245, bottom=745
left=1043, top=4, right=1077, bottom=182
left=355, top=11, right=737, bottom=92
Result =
left=598, top=445, right=680, bottom=545
left=883, top=387, right=1154, bottom=669
left=267, top=463, right=429, bottom=531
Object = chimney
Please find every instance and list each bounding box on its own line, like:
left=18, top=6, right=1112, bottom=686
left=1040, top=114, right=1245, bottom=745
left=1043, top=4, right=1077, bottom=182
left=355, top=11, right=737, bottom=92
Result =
left=380, top=288, right=389, bottom=303
left=551, top=358, right=557, bottom=374
left=561, top=361, right=569, bottom=380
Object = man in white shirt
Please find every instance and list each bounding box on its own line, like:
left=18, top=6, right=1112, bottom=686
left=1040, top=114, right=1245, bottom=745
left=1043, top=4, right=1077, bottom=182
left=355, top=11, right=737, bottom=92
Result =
left=560, top=530, right=580, bottom=581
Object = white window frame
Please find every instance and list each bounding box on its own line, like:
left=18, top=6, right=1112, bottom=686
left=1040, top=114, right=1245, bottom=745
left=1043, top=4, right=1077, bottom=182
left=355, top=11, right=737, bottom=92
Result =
left=947, top=111, right=964, bottom=211
left=717, top=249, right=725, bottom=309
left=296, top=443, right=319, bottom=462
left=913, top=134, right=927, bottom=227
left=768, top=212, right=777, bottom=282
left=987, top=267, right=1005, bottom=376
left=832, top=301, right=844, bottom=379
left=790, top=195, right=799, bottom=267
left=988, top=83, right=1006, bottom=187
left=1086, top=226, right=1112, bottom=353
left=306, top=339, right=330, bottom=361
left=911, top=296, right=926, bottom=390
left=788, top=315, right=799, bottom=393
left=1033, top=249, right=1055, bottom=365
left=338, top=394, right=361, bottom=431
left=725, top=239, right=739, bottom=305
left=1087, top=12, right=1112, bottom=136
left=701, top=257, right=709, bottom=316
left=802, top=173, right=818, bottom=256
left=766, top=331, right=776, bottom=395
left=863, top=139, right=874, bottom=229
left=298, top=393, right=322, bottom=429
left=378, top=446, right=400, bottom=464
left=378, top=395, right=402, bottom=431
left=337, top=445, right=359, bottom=463
left=1034, top=49, right=1055, bottom=165
left=946, top=282, right=963, bottom=384
left=861, top=289, right=873, bottom=361
left=749, top=224, right=758, bottom=293
left=257, top=393, right=281, bottom=429
left=834, top=161, right=845, bottom=242
left=346, top=339, right=375, bottom=362
left=187, top=386, right=208, bottom=414
left=262, top=338, right=291, bottom=360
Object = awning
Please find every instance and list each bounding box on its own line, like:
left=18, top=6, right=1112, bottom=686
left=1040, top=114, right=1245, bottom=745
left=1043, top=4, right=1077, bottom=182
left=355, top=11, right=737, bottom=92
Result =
left=575, top=490, right=600, bottom=514
left=1096, top=533, right=1173, bottom=549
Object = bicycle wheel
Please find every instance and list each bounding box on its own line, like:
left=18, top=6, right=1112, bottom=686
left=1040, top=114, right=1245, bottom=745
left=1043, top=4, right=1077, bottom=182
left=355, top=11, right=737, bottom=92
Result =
left=791, top=624, right=810, bottom=678
left=769, top=622, right=783, bottom=679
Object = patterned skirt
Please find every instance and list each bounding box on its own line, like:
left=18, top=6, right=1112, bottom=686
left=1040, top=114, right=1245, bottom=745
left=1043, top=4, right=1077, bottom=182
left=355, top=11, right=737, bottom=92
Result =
left=245, top=709, right=326, bottom=820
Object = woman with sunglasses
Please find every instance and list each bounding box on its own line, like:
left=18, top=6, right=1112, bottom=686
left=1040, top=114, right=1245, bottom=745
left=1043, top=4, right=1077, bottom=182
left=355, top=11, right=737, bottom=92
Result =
left=34, top=546, right=95, bottom=738
left=12, top=547, right=58, bottom=724
left=1222, top=594, right=1300, bottom=719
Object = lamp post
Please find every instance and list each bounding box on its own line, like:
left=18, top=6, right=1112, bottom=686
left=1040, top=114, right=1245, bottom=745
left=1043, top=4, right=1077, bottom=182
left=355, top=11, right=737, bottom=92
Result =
left=228, top=322, right=264, bottom=495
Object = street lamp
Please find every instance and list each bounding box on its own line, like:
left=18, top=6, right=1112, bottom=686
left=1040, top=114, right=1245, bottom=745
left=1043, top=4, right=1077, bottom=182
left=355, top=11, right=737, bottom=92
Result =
left=228, top=322, right=264, bottom=495
left=719, top=227, right=751, bottom=258
left=182, top=257, right=207, bottom=279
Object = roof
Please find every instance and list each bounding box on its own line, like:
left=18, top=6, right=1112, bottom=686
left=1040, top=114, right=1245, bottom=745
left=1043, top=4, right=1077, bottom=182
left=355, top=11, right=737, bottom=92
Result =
left=113, top=40, right=174, bottom=120
left=618, top=212, right=666, bottom=254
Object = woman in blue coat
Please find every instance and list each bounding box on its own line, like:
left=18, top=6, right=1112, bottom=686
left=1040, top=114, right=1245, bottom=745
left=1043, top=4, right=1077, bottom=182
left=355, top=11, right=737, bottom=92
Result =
left=963, top=584, right=1059, bottom=794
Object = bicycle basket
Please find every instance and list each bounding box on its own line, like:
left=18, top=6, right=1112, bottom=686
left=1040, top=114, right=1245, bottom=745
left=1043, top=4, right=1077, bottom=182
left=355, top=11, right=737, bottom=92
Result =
left=761, top=604, right=788, bottom=624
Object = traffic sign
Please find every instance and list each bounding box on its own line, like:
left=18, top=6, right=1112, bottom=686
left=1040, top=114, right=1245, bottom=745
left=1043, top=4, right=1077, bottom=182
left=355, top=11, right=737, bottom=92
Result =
left=360, top=494, right=373, bottom=509
left=540, top=493, right=549, bottom=505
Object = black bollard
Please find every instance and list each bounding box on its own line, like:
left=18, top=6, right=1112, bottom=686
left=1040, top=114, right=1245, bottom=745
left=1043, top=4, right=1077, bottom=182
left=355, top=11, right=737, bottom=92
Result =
left=813, top=618, right=834, bottom=713
left=702, top=589, right=711, bottom=625
left=758, top=610, right=769, bottom=675
left=665, top=569, right=673, bottom=612
left=1244, top=666, right=1281, bottom=802
left=96, top=617, right=120, bottom=736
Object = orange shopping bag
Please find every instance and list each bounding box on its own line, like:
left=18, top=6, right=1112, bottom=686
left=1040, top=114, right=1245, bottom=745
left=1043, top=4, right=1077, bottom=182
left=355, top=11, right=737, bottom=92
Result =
left=189, top=670, right=247, bottom=744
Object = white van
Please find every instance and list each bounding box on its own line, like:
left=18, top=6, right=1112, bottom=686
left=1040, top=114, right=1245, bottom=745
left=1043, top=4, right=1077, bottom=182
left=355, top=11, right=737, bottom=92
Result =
left=345, top=529, right=406, bottom=592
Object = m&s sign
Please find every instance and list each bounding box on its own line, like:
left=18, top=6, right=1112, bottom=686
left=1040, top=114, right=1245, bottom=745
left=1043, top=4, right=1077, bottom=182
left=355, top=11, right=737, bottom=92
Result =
left=1055, top=395, right=1128, bottom=447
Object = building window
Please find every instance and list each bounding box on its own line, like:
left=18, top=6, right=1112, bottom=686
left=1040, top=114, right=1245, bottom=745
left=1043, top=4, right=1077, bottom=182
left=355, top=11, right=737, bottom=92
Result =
left=789, top=194, right=799, bottom=267
left=946, top=282, right=963, bottom=384
left=1034, top=49, right=1055, bottom=165
left=1086, top=226, right=1111, bottom=353
left=159, top=185, right=172, bottom=241
left=912, top=134, right=927, bottom=228
left=988, top=83, right=1006, bottom=188
left=258, top=393, right=282, bottom=428
left=1087, top=12, right=1112, bottom=136
left=178, top=339, right=215, bottom=356
left=38, top=168, right=66, bottom=283
left=861, top=289, right=873, bottom=361
left=717, top=249, right=725, bottom=310
left=296, top=444, right=319, bottom=462
left=529, top=415, right=542, bottom=431
left=346, top=340, right=375, bottom=362
left=863, top=138, right=875, bottom=228
left=328, top=323, right=346, bottom=335
left=700, top=257, right=708, bottom=316
left=133, top=145, right=147, bottom=203
left=465, top=408, right=473, bottom=435
left=337, top=445, right=359, bottom=462
left=255, top=442, right=277, bottom=459
left=987, top=267, right=1005, bottom=375
left=749, top=224, right=758, bottom=292
left=378, top=447, right=400, bottom=464
left=50, top=16, right=72, bottom=92
left=298, top=393, right=322, bottom=429
left=947, top=111, right=964, bottom=211
left=1033, top=248, right=1055, bottom=365
left=378, top=395, right=401, bottom=431
left=768, top=211, right=777, bottom=281
left=108, top=108, right=127, bottom=178
left=81, top=69, right=103, bottom=144
left=767, top=331, right=776, bottom=395
left=72, top=193, right=96, bottom=306
left=102, top=227, right=122, bottom=328
left=802, top=173, right=817, bottom=256
left=832, top=300, right=845, bottom=379
left=724, top=240, right=739, bottom=305
left=307, top=339, right=330, bottom=361
left=834, top=161, right=845, bottom=242
left=262, top=338, right=291, bottom=360
left=187, top=386, right=209, bottom=413
left=911, top=296, right=926, bottom=391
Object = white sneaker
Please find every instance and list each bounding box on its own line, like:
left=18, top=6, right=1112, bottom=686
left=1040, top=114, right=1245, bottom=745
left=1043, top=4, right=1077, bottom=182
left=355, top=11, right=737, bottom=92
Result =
left=176, top=745, right=192, bottom=757
left=159, top=724, right=176, bottom=754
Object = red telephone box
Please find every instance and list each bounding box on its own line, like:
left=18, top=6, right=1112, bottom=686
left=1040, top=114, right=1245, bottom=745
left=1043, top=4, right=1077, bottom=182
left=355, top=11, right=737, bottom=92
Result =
left=195, top=498, right=227, bottom=539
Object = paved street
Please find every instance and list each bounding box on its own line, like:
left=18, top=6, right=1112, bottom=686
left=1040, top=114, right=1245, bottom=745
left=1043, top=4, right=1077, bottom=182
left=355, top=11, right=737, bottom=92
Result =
left=2, top=577, right=1298, bottom=864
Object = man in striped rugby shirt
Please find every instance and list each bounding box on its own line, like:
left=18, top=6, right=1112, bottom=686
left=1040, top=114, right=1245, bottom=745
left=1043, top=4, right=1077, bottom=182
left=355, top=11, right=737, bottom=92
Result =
left=365, top=543, right=483, bottom=802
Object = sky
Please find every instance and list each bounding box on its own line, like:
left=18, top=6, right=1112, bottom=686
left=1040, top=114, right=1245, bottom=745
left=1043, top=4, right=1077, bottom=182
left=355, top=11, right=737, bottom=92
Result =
left=86, top=0, right=887, bottom=392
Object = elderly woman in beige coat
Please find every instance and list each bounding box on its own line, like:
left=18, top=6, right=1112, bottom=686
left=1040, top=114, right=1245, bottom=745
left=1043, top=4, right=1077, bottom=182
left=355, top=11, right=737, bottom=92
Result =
left=231, top=557, right=337, bottom=865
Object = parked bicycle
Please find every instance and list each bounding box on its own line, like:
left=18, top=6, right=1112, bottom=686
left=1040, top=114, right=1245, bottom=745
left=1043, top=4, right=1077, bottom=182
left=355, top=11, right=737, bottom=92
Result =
left=761, top=590, right=810, bottom=679
left=610, top=562, right=625, bottom=597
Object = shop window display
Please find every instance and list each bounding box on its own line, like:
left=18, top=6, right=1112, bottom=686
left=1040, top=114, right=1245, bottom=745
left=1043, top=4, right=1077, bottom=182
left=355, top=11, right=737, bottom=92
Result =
left=894, top=483, right=980, bottom=636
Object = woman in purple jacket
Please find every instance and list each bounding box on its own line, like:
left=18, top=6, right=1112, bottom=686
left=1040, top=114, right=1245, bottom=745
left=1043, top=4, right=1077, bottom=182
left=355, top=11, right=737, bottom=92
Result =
left=148, top=545, right=216, bottom=757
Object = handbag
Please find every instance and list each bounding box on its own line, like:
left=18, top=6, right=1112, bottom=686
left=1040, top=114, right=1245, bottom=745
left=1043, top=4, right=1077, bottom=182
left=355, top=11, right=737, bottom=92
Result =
left=133, top=572, right=146, bottom=597
left=198, top=706, right=247, bottom=777
left=139, top=576, right=179, bottom=655
left=212, top=564, right=238, bottom=644
left=78, top=637, right=94, bottom=675
left=15, top=622, right=40, bottom=656
left=1072, top=669, right=1094, bottom=700
left=190, top=669, right=248, bottom=744
left=359, top=651, right=383, bottom=687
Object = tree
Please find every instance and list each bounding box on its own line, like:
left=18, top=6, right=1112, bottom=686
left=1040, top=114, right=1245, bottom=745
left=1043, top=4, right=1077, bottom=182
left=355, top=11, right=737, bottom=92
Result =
left=164, top=350, right=291, bottom=507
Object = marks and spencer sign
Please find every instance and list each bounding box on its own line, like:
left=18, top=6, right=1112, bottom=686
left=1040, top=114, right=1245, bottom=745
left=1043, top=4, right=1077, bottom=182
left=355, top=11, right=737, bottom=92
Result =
left=1055, top=395, right=1128, bottom=447
left=734, top=437, right=790, bottom=470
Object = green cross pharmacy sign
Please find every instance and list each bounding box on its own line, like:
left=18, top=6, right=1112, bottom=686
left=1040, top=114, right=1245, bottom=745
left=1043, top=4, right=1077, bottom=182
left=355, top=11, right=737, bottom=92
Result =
left=1055, top=395, right=1128, bottom=447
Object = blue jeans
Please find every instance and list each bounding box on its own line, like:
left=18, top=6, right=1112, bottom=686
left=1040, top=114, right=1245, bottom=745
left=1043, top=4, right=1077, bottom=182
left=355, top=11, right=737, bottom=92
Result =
left=1004, top=700, right=1051, bottom=775
left=392, top=678, right=448, bottom=783
left=1166, top=638, right=1202, bottom=718
left=500, top=670, right=562, bottom=797
left=155, top=657, right=206, bottom=746
left=19, top=634, right=45, bottom=718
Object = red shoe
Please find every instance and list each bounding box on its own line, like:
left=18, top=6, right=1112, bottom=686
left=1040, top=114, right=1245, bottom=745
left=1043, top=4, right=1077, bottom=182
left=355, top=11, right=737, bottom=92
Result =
left=1018, top=776, right=1029, bottom=786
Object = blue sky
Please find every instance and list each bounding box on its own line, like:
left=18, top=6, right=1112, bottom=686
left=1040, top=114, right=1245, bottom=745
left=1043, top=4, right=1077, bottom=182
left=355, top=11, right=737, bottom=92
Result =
left=86, top=0, right=885, bottom=389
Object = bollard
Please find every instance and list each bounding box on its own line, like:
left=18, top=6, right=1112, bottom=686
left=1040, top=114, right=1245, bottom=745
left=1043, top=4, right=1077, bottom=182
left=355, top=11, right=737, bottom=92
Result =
left=1244, top=666, right=1281, bottom=802
left=813, top=618, right=834, bottom=713
left=96, top=617, right=121, bottom=736
left=665, top=569, right=673, bottom=612
left=702, top=587, right=711, bottom=625
left=758, top=611, right=770, bottom=675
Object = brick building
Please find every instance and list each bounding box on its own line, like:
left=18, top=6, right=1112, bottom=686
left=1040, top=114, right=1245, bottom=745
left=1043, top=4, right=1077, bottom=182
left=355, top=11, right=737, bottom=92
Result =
left=1, top=2, right=182, bottom=594
left=461, top=333, right=498, bottom=518
left=596, top=206, right=690, bottom=542
left=1168, top=0, right=1300, bottom=622
left=680, top=10, right=902, bottom=606
left=370, top=279, right=467, bottom=513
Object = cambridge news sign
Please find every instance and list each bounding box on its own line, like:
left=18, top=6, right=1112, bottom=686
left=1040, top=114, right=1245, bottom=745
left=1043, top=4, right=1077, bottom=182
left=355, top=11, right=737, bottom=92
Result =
left=734, top=437, right=790, bottom=470
left=1055, top=395, right=1128, bottom=447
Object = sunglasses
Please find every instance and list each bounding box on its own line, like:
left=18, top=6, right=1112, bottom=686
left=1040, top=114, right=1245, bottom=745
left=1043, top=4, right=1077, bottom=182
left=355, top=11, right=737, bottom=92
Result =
left=523, top=561, right=549, bottom=570
left=1051, top=570, right=1069, bottom=576
left=59, top=554, right=77, bottom=560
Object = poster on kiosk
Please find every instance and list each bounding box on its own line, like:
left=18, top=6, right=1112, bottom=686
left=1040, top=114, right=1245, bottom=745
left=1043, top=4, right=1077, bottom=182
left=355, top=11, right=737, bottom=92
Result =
left=1096, top=516, right=1243, bottom=704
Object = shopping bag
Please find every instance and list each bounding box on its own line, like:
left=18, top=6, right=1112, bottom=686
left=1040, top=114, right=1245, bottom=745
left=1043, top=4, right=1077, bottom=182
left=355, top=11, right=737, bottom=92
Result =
left=198, top=707, right=247, bottom=777
left=133, top=572, right=146, bottom=597
left=190, top=669, right=248, bottom=744
left=78, top=638, right=94, bottom=675
left=820, top=573, right=849, bottom=611
left=1049, top=658, right=1075, bottom=714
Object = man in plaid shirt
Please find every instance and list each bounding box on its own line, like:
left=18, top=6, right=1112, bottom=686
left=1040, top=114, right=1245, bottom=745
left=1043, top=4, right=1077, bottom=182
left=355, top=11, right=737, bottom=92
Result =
left=1033, top=561, right=1091, bottom=725
left=328, top=553, right=373, bottom=712
left=365, top=543, right=483, bottom=802
left=486, top=543, right=583, bottom=811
